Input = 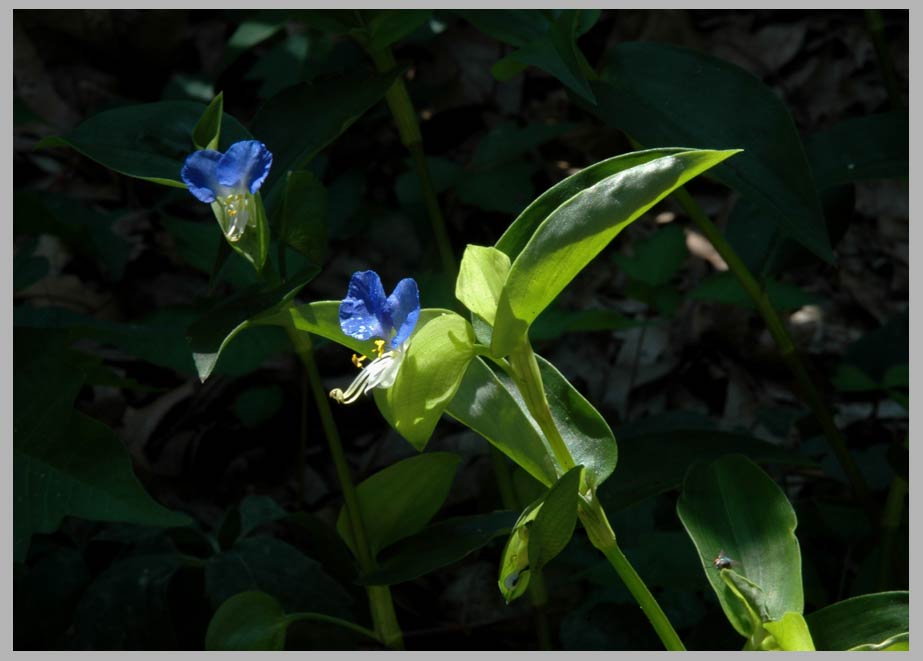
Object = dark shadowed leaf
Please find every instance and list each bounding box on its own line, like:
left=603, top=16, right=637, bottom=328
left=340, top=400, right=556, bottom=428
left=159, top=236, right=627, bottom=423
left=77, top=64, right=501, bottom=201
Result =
left=595, top=42, right=832, bottom=262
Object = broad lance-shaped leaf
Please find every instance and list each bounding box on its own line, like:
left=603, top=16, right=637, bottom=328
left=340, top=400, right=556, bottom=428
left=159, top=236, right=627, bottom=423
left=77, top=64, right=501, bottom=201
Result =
left=359, top=511, right=518, bottom=586
left=336, top=453, right=460, bottom=558
left=458, top=9, right=599, bottom=105
left=206, top=591, right=379, bottom=651
left=528, top=465, right=582, bottom=572
left=491, top=148, right=739, bottom=356
left=446, top=352, right=617, bottom=490
left=593, top=42, right=833, bottom=263
left=36, top=100, right=252, bottom=187
left=496, top=147, right=693, bottom=260
left=252, top=66, right=405, bottom=207
left=677, top=454, right=804, bottom=641
left=805, top=591, right=909, bottom=651
left=278, top=170, right=327, bottom=267
left=14, top=331, right=191, bottom=561
left=497, top=466, right=582, bottom=603
left=188, top=265, right=319, bottom=381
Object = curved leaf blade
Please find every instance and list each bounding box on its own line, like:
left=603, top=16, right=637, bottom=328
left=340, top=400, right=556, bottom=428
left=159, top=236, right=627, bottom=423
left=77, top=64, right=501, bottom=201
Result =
left=359, top=511, right=517, bottom=586
left=36, top=100, right=252, bottom=187
left=595, top=42, right=832, bottom=262
left=337, top=452, right=460, bottom=557
left=492, top=148, right=739, bottom=355
left=676, top=454, right=804, bottom=638
left=805, top=591, right=909, bottom=651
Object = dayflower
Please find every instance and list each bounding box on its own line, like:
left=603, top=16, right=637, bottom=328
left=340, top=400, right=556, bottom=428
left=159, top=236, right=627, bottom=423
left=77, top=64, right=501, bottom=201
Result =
left=329, top=270, right=420, bottom=405
left=180, top=140, right=272, bottom=242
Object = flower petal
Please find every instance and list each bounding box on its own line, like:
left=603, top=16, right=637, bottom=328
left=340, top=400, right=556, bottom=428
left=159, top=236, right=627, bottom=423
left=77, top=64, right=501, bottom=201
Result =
left=181, top=150, right=223, bottom=203
left=217, top=140, right=273, bottom=193
left=386, top=278, right=420, bottom=348
left=339, top=270, right=390, bottom=341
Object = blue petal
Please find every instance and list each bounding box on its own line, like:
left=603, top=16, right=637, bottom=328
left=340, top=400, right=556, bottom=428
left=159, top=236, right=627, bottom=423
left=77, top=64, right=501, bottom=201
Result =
left=339, top=270, right=390, bottom=342
left=181, top=150, right=223, bottom=203
left=217, top=140, right=273, bottom=193
left=386, top=278, right=420, bottom=348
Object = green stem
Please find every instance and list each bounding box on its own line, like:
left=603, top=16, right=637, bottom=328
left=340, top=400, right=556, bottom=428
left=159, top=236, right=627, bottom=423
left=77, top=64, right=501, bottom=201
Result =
left=672, top=187, right=871, bottom=505
left=367, top=45, right=458, bottom=283
left=507, top=341, right=576, bottom=474
left=580, top=497, right=686, bottom=651
left=877, top=474, right=907, bottom=590
left=864, top=10, right=904, bottom=111
left=285, top=328, right=405, bottom=650
left=505, top=338, right=682, bottom=650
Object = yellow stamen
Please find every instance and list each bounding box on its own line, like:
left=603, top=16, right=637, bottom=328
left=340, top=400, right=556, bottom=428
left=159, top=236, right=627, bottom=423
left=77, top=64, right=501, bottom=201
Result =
left=373, top=339, right=386, bottom=358
left=351, top=353, right=367, bottom=368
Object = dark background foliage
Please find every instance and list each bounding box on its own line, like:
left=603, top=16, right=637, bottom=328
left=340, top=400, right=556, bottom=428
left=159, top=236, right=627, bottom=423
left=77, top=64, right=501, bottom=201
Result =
left=13, top=9, right=908, bottom=650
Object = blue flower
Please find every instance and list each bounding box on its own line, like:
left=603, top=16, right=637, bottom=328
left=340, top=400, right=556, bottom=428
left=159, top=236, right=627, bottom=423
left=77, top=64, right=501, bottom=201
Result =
left=330, top=270, right=420, bottom=404
left=180, top=140, right=272, bottom=242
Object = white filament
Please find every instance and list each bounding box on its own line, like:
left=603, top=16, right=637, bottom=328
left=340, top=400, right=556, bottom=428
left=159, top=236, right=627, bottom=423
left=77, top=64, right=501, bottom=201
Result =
left=329, top=349, right=403, bottom=404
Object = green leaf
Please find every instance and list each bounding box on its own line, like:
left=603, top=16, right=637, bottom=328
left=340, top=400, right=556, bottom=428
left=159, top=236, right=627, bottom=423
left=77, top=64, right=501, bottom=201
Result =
left=35, top=100, right=252, bottom=187
left=373, top=312, right=477, bottom=449
left=446, top=358, right=558, bottom=487
left=676, top=454, right=804, bottom=639
left=459, top=9, right=598, bottom=104
left=532, top=356, right=616, bottom=488
left=528, top=465, right=582, bottom=572
left=491, top=149, right=738, bottom=356
left=762, top=611, right=815, bottom=651
left=278, top=170, right=327, bottom=266
left=455, top=244, right=511, bottom=326
left=806, top=111, right=908, bottom=188
left=206, top=591, right=289, bottom=651
left=359, top=511, right=517, bottom=585
left=14, top=331, right=190, bottom=561
left=612, top=223, right=687, bottom=287
left=251, top=67, right=405, bottom=203
left=192, top=91, right=224, bottom=150
left=599, top=429, right=813, bottom=514
left=188, top=265, right=319, bottom=381
left=805, top=591, right=909, bottom=651
left=496, top=147, right=691, bottom=260
left=239, top=495, right=289, bottom=538
left=497, top=497, right=544, bottom=603
left=205, top=536, right=352, bottom=617
left=14, top=412, right=192, bottom=562
left=595, top=42, right=833, bottom=262
left=336, top=453, right=460, bottom=558
left=219, top=15, right=288, bottom=72
left=206, top=590, right=379, bottom=651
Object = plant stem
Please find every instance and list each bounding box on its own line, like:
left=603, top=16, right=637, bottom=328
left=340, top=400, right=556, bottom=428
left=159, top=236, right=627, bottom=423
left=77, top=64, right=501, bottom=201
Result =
left=507, top=341, right=576, bottom=474
left=505, top=339, right=683, bottom=650
left=367, top=45, right=459, bottom=283
left=580, top=495, right=686, bottom=650
left=864, top=10, right=904, bottom=111
left=672, top=187, right=871, bottom=505
left=286, top=327, right=405, bottom=650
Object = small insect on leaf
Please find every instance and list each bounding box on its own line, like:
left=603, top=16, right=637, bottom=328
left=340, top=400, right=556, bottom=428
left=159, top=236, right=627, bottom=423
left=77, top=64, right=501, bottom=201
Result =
left=713, top=549, right=736, bottom=570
